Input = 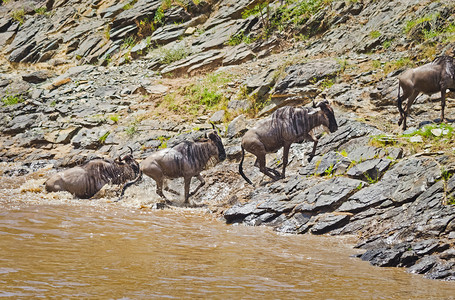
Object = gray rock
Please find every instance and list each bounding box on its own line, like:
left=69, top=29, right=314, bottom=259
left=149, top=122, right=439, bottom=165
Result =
left=311, top=213, right=350, bottom=234
left=293, top=177, right=365, bottom=212
left=209, top=110, right=225, bottom=124
left=346, top=158, right=392, bottom=182
left=338, top=157, right=440, bottom=213
left=227, top=114, right=248, bottom=138
left=22, top=70, right=52, bottom=84
left=273, top=58, right=342, bottom=96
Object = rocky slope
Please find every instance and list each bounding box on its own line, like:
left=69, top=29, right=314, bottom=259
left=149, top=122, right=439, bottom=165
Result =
left=1, top=0, right=455, bottom=280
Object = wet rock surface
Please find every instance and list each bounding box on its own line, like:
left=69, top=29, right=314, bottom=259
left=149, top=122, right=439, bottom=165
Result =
left=1, top=0, right=455, bottom=281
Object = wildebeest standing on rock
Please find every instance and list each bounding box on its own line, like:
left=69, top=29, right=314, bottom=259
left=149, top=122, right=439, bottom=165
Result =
left=125, top=127, right=226, bottom=205
left=239, top=100, right=338, bottom=185
left=397, top=55, right=455, bottom=130
left=45, top=148, right=141, bottom=199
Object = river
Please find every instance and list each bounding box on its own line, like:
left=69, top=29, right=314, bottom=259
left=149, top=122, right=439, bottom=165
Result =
left=1, top=163, right=455, bottom=299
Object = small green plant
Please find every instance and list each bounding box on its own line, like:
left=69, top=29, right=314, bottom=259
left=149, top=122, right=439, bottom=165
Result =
left=158, top=136, right=169, bottom=149
left=363, top=172, right=379, bottom=184
left=369, top=30, right=381, bottom=39
left=154, top=7, right=165, bottom=25
left=441, top=168, right=452, bottom=182
left=382, top=40, right=392, bottom=49
left=319, top=78, right=334, bottom=90
left=109, top=114, right=119, bottom=123
left=1, top=94, right=23, bottom=106
left=98, top=131, right=110, bottom=144
left=338, top=149, right=348, bottom=157
left=125, top=122, right=138, bottom=137
left=447, top=196, right=455, bottom=205
left=324, top=164, right=334, bottom=177
left=11, top=9, right=25, bottom=25
left=50, top=100, right=57, bottom=107
left=121, top=36, right=136, bottom=49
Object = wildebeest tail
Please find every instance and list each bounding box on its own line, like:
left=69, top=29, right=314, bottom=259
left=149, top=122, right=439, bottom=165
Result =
left=117, top=170, right=143, bottom=201
left=239, top=146, right=253, bottom=185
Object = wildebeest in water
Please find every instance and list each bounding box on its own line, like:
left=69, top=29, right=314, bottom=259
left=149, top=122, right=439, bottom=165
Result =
left=45, top=147, right=141, bottom=199
left=239, top=100, right=338, bottom=184
left=397, top=55, right=455, bottom=130
left=122, top=126, right=226, bottom=205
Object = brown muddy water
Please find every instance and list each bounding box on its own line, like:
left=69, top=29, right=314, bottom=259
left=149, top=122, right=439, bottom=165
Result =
left=1, top=163, right=455, bottom=299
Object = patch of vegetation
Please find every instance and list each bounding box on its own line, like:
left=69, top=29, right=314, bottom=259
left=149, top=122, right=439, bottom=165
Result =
left=405, top=13, right=439, bottom=34
left=241, top=0, right=334, bottom=40
left=34, top=7, right=47, bottom=15
left=382, top=57, right=414, bottom=76
left=226, top=30, right=252, bottom=46
left=11, top=9, right=25, bottom=25
left=123, top=0, right=138, bottom=10
left=1, top=94, right=23, bottom=106
left=185, top=72, right=232, bottom=109
left=370, top=123, right=455, bottom=156
left=135, top=17, right=155, bottom=39
left=121, top=36, right=136, bottom=50
left=158, top=46, right=189, bottom=64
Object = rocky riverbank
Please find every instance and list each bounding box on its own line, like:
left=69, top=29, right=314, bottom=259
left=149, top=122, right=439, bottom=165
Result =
left=1, top=0, right=455, bottom=280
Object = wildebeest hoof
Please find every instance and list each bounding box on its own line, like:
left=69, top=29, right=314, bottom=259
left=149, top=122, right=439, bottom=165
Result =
left=152, top=202, right=169, bottom=210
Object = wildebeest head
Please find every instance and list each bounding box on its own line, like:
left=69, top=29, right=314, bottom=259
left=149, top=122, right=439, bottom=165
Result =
left=207, top=130, right=226, bottom=162
left=313, top=100, right=338, bottom=133
left=115, top=147, right=140, bottom=176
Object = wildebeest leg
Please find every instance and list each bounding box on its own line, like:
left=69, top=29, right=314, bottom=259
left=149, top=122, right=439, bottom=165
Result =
left=254, top=155, right=281, bottom=181
left=164, top=182, right=179, bottom=195
left=253, top=158, right=281, bottom=177
left=441, top=89, right=446, bottom=122
left=402, top=90, right=419, bottom=130
left=155, top=177, right=167, bottom=200
left=281, top=143, right=291, bottom=178
left=189, top=174, right=205, bottom=197
left=307, top=132, right=318, bottom=162
left=183, top=176, right=192, bottom=204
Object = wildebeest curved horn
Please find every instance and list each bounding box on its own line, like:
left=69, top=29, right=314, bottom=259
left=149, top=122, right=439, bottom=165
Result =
left=210, top=122, right=216, bottom=130
left=128, top=146, right=133, bottom=155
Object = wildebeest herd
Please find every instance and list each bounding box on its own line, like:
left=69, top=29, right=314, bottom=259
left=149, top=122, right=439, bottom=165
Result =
left=44, top=55, right=455, bottom=205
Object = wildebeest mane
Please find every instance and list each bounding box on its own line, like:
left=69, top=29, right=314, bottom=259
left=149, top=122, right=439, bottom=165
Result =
left=173, top=140, right=214, bottom=171
left=432, top=55, right=455, bottom=79
left=271, top=106, right=311, bottom=138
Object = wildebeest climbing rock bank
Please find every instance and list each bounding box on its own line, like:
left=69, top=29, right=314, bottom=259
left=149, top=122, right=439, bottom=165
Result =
left=1, top=0, right=455, bottom=281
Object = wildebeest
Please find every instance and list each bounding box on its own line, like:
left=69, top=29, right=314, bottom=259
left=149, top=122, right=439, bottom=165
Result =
left=124, top=127, right=226, bottom=205
left=397, top=55, right=455, bottom=130
left=45, top=148, right=141, bottom=199
left=239, top=100, right=338, bottom=185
